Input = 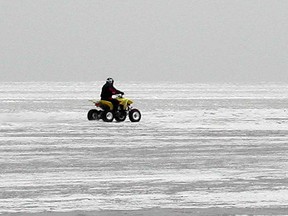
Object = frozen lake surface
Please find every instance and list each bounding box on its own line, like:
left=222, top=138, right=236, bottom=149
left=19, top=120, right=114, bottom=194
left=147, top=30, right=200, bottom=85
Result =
left=0, top=82, right=288, bottom=214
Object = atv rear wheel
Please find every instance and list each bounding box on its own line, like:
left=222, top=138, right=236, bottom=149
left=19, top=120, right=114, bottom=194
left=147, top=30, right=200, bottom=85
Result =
left=102, top=110, right=114, bottom=122
left=87, top=109, right=100, bottom=120
left=129, top=109, right=141, bottom=122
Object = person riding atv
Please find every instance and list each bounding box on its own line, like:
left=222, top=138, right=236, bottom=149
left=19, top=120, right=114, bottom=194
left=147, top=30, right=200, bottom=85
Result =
left=87, top=78, right=141, bottom=122
left=100, top=78, right=124, bottom=111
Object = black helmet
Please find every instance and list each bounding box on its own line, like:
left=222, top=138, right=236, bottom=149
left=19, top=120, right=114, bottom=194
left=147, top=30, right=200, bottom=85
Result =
left=106, top=77, right=114, bottom=84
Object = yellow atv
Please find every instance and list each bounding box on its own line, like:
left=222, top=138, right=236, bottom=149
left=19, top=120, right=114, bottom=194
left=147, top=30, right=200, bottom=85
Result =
left=87, top=95, right=141, bottom=122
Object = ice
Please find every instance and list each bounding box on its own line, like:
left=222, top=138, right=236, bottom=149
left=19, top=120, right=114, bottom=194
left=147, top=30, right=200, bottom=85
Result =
left=1, top=82, right=288, bottom=213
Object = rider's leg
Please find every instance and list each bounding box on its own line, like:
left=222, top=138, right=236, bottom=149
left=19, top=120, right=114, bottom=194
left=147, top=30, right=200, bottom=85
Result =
left=111, top=99, right=119, bottom=111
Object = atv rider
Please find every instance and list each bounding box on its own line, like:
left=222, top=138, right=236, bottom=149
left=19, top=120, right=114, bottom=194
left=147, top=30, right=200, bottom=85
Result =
left=100, top=78, right=124, bottom=111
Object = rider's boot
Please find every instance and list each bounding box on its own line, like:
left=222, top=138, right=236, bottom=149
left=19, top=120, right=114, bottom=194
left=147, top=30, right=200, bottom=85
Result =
left=113, top=105, right=121, bottom=117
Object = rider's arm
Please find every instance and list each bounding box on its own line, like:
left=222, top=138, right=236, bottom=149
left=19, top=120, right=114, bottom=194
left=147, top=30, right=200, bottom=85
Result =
left=116, top=89, right=124, bottom=95
left=110, top=87, right=124, bottom=95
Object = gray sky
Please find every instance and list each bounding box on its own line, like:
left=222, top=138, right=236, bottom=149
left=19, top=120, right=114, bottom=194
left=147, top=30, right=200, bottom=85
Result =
left=1, top=0, right=288, bottom=82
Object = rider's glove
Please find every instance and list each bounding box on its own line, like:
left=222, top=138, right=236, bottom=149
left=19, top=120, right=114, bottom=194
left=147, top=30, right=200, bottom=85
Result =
left=121, top=91, right=124, bottom=95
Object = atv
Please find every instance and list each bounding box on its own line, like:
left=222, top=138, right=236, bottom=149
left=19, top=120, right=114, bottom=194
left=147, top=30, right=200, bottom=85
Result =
left=87, top=95, right=141, bottom=122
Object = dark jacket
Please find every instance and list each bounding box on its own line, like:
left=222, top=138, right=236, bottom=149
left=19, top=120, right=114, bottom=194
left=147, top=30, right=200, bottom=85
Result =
left=100, top=82, right=123, bottom=100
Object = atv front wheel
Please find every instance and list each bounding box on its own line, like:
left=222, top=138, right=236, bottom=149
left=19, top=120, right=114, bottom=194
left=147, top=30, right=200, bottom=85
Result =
left=102, top=110, right=114, bottom=122
left=129, top=109, right=141, bottom=122
left=115, top=111, right=127, bottom=122
left=87, top=109, right=100, bottom=120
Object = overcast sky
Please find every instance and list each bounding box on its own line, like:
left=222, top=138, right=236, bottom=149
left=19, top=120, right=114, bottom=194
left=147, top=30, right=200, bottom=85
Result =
left=1, top=0, right=288, bottom=82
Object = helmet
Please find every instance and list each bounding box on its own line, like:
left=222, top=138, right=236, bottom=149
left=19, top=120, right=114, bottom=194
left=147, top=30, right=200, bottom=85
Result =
left=106, top=77, right=114, bottom=84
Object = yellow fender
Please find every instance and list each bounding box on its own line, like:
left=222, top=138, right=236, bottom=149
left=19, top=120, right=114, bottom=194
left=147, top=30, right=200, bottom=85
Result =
left=89, top=97, right=133, bottom=110
left=117, top=97, right=133, bottom=110
left=99, top=100, right=113, bottom=110
left=89, top=99, right=113, bottom=110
